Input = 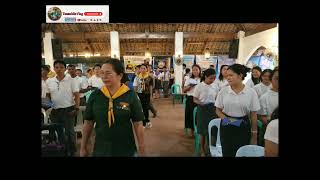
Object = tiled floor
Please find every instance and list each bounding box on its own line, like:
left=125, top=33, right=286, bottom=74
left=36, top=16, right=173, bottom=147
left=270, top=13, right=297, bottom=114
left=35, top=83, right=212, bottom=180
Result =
left=75, top=97, right=195, bottom=157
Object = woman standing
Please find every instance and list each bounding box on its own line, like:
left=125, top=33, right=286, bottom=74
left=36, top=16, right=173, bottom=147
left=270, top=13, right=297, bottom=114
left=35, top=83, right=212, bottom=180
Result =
left=215, top=64, right=260, bottom=157
left=253, top=69, right=273, bottom=98
left=183, top=64, right=201, bottom=137
left=213, top=65, right=229, bottom=92
left=80, top=59, right=145, bottom=157
left=193, top=69, right=219, bottom=156
left=245, top=66, right=262, bottom=88
left=169, top=68, right=175, bottom=89
left=258, top=69, right=279, bottom=124
left=134, top=64, right=153, bottom=128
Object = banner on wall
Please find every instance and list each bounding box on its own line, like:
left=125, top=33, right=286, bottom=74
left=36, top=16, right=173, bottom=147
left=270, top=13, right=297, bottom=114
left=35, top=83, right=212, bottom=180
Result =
left=195, top=55, right=218, bottom=70
left=123, top=56, right=148, bottom=73
left=217, top=55, right=236, bottom=75
left=153, top=56, right=171, bottom=70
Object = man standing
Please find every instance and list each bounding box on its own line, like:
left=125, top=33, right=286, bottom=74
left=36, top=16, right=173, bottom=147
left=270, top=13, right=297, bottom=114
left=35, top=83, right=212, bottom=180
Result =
left=46, top=60, right=80, bottom=156
left=87, top=64, right=104, bottom=89
left=42, top=65, right=50, bottom=99
left=47, top=65, right=56, bottom=78
left=160, top=68, right=170, bottom=98
left=69, top=66, right=89, bottom=106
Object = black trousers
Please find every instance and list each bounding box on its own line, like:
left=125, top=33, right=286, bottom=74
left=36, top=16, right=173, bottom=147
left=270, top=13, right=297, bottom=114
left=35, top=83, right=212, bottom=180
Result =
left=185, top=95, right=196, bottom=130
left=138, top=93, right=151, bottom=126
left=50, top=106, right=77, bottom=155
left=220, top=115, right=251, bottom=157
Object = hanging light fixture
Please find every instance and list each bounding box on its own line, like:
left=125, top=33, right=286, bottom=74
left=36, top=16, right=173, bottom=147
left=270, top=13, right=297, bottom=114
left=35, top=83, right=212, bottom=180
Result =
left=204, top=48, right=210, bottom=59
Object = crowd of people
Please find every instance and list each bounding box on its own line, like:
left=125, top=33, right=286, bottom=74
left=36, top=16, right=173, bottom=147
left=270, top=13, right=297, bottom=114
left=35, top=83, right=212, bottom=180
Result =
left=183, top=63, right=279, bottom=157
left=41, top=58, right=278, bottom=157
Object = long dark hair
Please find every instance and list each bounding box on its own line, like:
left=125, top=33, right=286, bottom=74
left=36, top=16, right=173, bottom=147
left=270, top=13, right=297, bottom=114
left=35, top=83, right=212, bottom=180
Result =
left=219, top=65, right=229, bottom=81
left=270, top=106, right=279, bottom=120
left=251, top=66, right=262, bottom=85
left=227, top=64, right=251, bottom=80
left=190, top=64, right=201, bottom=79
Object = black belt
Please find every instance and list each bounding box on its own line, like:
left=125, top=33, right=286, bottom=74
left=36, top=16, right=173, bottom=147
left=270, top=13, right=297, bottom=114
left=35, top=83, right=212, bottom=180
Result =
left=53, top=105, right=75, bottom=111
left=224, top=113, right=249, bottom=122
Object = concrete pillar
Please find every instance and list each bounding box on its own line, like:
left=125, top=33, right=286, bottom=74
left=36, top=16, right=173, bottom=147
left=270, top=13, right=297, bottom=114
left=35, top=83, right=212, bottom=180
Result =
left=174, top=32, right=183, bottom=87
left=236, top=31, right=245, bottom=64
left=110, top=31, right=120, bottom=59
left=43, top=32, right=55, bottom=70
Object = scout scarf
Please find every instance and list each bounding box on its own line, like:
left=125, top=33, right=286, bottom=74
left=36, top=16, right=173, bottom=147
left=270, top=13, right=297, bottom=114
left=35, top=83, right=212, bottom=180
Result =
left=138, top=72, right=149, bottom=91
left=100, top=84, right=130, bottom=127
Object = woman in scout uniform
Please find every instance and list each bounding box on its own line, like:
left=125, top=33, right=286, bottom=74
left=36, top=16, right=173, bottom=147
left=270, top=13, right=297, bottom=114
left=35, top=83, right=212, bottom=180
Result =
left=253, top=69, right=273, bottom=98
left=193, top=69, right=219, bottom=156
left=134, top=64, right=153, bottom=128
left=80, top=59, right=145, bottom=157
left=183, top=64, right=201, bottom=137
left=215, top=64, right=260, bottom=157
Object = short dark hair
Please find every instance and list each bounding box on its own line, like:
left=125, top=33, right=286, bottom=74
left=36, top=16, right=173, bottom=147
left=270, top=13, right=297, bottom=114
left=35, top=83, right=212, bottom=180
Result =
left=53, top=60, right=66, bottom=68
left=219, top=65, right=229, bottom=81
left=251, top=66, right=262, bottom=85
left=86, top=68, right=92, bottom=73
left=260, top=69, right=273, bottom=81
left=76, top=69, right=82, bottom=73
left=227, top=64, right=251, bottom=80
left=190, top=64, right=201, bottom=79
left=183, top=64, right=186, bottom=67
left=136, top=65, right=141, bottom=69
left=140, top=64, right=147, bottom=68
left=93, top=64, right=101, bottom=70
left=269, top=68, right=279, bottom=81
left=67, top=64, right=76, bottom=68
left=201, top=68, right=216, bottom=82
left=104, top=58, right=125, bottom=76
left=42, top=65, right=49, bottom=72
left=185, top=68, right=190, bottom=74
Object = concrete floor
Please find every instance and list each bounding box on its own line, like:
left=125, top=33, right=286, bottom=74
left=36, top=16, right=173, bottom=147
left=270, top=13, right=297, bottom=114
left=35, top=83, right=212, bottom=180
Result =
left=75, top=97, right=195, bottom=157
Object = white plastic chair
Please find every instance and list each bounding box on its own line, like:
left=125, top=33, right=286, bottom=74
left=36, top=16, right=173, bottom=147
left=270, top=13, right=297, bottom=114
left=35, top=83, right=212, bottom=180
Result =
left=208, top=118, right=223, bottom=157
left=41, top=108, right=52, bottom=136
left=236, top=145, right=264, bottom=157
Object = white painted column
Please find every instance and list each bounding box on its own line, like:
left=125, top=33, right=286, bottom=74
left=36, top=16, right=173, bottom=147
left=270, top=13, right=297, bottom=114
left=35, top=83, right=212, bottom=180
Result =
left=174, top=32, right=183, bottom=87
left=110, top=31, right=120, bottom=59
left=236, top=31, right=245, bottom=64
left=43, top=32, right=55, bottom=70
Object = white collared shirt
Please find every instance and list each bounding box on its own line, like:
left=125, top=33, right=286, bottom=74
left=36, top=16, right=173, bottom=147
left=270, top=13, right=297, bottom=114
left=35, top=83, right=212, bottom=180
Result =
left=184, top=77, right=201, bottom=96
left=213, top=78, right=229, bottom=92
left=193, top=82, right=219, bottom=104
left=159, top=71, right=170, bottom=81
left=264, top=119, right=278, bottom=144
left=253, top=83, right=272, bottom=98
left=74, top=76, right=88, bottom=98
left=258, top=89, right=278, bottom=117
left=46, top=75, right=79, bottom=109
left=215, top=85, right=260, bottom=117
left=41, top=79, right=49, bottom=98
left=245, top=78, right=255, bottom=88
left=88, top=75, right=104, bottom=89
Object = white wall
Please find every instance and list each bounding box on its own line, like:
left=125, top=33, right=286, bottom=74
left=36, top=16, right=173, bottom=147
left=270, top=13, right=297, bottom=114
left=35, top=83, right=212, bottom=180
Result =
left=237, top=25, right=278, bottom=65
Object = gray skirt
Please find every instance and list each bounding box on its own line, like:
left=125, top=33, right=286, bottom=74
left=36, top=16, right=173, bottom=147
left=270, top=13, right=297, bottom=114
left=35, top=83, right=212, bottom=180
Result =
left=196, top=103, right=217, bottom=136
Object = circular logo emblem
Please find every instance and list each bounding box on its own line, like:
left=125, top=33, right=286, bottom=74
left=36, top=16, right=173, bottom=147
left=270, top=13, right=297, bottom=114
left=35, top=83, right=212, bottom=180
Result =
left=48, top=7, right=62, bottom=21
left=175, top=56, right=183, bottom=66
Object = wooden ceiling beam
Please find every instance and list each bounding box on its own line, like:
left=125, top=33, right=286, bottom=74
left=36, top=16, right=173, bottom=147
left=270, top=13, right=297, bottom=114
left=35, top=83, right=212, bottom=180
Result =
left=245, top=23, right=277, bottom=36
left=55, top=32, right=236, bottom=40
